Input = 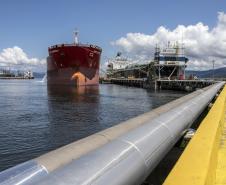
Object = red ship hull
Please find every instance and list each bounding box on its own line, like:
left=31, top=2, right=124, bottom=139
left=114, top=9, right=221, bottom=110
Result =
left=47, top=44, right=102, bottom=86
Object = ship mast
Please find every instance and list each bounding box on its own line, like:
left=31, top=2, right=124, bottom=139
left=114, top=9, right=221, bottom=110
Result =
left=73, top=30, right=79, bottom=44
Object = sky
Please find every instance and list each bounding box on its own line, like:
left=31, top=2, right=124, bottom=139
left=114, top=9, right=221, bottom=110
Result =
left=0, top=0, right=226, bottom=72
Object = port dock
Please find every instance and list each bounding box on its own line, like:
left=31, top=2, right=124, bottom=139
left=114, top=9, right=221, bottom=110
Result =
left=156, top=79, right=215, bottom=91
left=1, top=41, right=224, bottom=184
left=103, top=42, right=217, bottom=91
left=0, top=77, right=34, bottom=80
left=0, top=82, right=224, bottom=185
left=0, top=69, right=34, bottom=79
left=164, top=84, right=226, bottom=185
left=109, top=78, right=147, bottom=88
left=104, top=77, right=215, bottom=91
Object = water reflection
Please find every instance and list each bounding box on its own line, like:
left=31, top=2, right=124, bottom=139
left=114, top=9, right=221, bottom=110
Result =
left=47, top=85, right=100, bottom=100
left=47, top=85, right=102, bottom=147
left=0, top=81, right=186, bottom=172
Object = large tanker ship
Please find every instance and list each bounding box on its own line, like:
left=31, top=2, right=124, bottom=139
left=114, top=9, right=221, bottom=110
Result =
left=47, top=31, right=102, bottom=86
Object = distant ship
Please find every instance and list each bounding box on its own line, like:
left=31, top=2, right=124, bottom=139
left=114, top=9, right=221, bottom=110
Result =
left=0, top=68, right=34, bottom=79
left=107, top=52, right=132, bottom=70
left=106, top=42, right=188, bottom=80
left=47, top=31, right=102, bottom=86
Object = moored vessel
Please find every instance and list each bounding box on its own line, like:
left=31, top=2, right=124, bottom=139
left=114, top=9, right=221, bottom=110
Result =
left=47, top=31, right=102, bottom=86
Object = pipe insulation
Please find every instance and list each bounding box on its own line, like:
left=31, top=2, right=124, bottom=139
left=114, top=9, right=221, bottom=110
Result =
left=33, top=82, right=224, bottom=185
left=0, top=82, right=224, bottom=185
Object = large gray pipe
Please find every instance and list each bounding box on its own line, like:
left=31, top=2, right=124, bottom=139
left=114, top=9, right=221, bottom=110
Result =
left=35, top=84, right=214, bottom=172
left=0, top=82, right=224, bottom=185
left=34, top=82, right=224, bottom=185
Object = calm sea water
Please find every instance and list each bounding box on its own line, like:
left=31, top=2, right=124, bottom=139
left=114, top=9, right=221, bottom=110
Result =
left=0, top=79, right=186, bottom=171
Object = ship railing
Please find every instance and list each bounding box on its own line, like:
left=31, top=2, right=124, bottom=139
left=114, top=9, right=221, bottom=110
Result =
left=49, top=43, right=102, bottom=50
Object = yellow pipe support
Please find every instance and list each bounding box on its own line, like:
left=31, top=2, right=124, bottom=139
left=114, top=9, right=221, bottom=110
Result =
left=164, top=85, right=226, bottom=185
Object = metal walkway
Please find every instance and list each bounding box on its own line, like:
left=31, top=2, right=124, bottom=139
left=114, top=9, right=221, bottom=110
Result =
left=164, top=85, right=226, bottom=185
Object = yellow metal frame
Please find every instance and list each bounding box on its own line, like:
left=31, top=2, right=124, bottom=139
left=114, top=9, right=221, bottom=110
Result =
left=164, top=85, right=226, bottom=185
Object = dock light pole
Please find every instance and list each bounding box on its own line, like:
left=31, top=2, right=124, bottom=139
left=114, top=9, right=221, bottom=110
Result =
left=212, top=60, right=215, bottom=81
left=159, top=64, right=161, bottom=80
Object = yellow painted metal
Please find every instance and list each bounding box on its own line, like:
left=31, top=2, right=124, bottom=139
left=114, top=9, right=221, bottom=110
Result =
left=163, top=85, right=226, bottom=185
left=215, top=103, right=226, bottom=185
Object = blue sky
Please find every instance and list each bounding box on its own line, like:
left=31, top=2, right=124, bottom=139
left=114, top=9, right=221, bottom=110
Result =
left=0, top=0, right=226, bottom=71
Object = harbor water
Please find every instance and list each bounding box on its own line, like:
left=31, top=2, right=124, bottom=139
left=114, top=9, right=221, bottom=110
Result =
left=0, top=80, right=186, bottom=172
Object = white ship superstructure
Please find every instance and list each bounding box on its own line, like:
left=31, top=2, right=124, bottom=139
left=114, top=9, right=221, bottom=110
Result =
left=107, top=52, right=132, bottom=70
left=24, top=70, right=34, bottom=79
left=154, top=42, right=188, bottom=80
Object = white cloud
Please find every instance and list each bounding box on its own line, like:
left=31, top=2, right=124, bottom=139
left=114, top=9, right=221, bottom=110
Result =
left=0, top=46, right=46, bottom=72
left=112, top=12, right=226, bottom=70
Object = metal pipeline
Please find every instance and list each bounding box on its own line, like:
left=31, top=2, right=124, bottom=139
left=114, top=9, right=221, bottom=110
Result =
left=32, top=82, right=223, bottom=185
left=0, top=82, right=224, bottom=185
left=35, top=84, right=214, bottom=172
